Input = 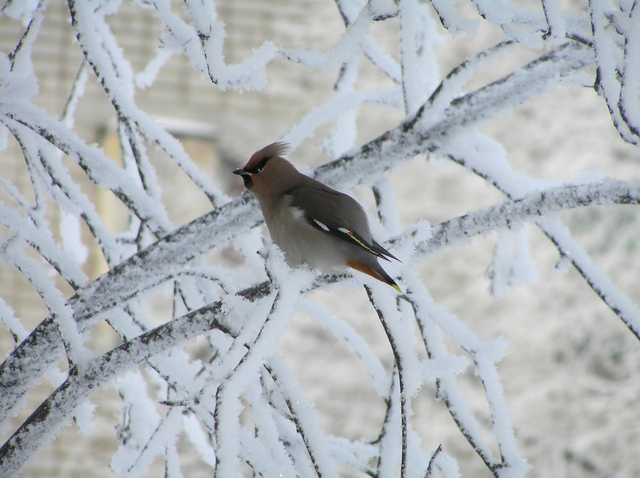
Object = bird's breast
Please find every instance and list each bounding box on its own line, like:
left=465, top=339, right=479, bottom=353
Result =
left=261, top=202, right=347, bottom=273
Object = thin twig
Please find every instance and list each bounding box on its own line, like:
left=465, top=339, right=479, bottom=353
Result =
left=365, top=285, right=408, bottom=478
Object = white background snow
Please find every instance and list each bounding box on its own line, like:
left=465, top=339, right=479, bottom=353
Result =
left=0, top=0, right=640, bottom=477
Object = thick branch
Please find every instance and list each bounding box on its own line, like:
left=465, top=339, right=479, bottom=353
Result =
left=0, top=300, right=231, bottom=476
left=411, top=178, right=640, bottom=257
left=2, top=176, right=637, bottom=425
left=2, top=177, right=637, bottom=471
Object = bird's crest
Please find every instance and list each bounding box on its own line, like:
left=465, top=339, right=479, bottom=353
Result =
left=245, top=142, right=290, bottom=171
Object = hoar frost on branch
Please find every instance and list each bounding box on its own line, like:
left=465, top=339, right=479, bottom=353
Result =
left=0, top=0, right=639, bottom=477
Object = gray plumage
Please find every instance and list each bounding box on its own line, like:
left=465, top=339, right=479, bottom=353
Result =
left=234, top=142, right=401, bottom=291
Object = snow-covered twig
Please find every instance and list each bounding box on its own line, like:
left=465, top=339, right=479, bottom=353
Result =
left=590, top=0, right=640, bottom=145
left=410, top=178, right=640, bottom=259
left=313, top=40, right=593, bottom=189
left=448, top=144, right=640, bottom=340
left=0, top=105, right=174, bottom=236
left=0, top=298, right=232, bottom=476
left=0, top=8, right=630, bottom=471
left=68, top=0, right=227, bottom=208
left=365, top=285, right=409, bottom=477
left=266, top=357, right=340, bottom=478
left=404, top=275, right=530, bottom=477
left=1, top=174, right=637, bottom=425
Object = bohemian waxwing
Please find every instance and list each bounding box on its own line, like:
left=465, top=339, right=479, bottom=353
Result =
left=233, top=142, right=401, bottom=292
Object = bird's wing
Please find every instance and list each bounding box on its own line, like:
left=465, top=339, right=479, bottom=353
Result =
left=286, top=183, right=399, bottom=262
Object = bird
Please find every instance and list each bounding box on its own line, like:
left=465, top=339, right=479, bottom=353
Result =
left=233, top=142, right=401, bottom=292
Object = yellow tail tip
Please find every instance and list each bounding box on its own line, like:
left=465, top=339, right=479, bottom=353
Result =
left=391, top=283, right=402, bottom=293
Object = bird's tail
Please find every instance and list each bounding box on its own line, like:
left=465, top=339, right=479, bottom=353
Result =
left=347, top=258, right=402, bottom=293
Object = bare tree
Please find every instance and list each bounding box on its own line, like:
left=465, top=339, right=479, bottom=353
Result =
left=1, top=0, right=639, bottom=476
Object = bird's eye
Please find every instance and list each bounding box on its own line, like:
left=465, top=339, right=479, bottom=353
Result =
left=248, top=157, right=270, bottom=174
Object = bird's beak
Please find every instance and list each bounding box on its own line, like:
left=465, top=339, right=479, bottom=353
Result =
left=233, top=168, right=253, bottom=188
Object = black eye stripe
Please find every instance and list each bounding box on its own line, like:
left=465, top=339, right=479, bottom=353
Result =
left=246, top=156, right=271, bottom=174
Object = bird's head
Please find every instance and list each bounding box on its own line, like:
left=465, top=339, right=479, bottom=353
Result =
left=234, top=142, right=297, bottom=198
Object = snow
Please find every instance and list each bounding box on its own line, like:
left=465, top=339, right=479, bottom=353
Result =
left=73, top=399, right=97, bottom=435
left=430, top=0, right=479, bottom=35
left=110, top=371, right=166, bottom=475
left=541, top=0, right=566, bottom=42
left=399, top=0, right=441, bottom=115
left=1, top=1, right=640, bottom=477
left=282, top=5, right=376, bottom=73
left=0, top=218, right=91, bottom=367
left=3, top=0, right=40, bottom=22
left=361, top=34, right=402, bottom=84
left=284, top=87, right=402, bottom=149
left=486, top=225, right=539, bottom=298
left=619, top=6, right=640, bottom=138
left=414, top=40, right=517, bottom=129
left=136, top=47, right=172, bottom=89
left=182, top=414, right=216, bottom=469
left=0, top=298, right=28, bottom=346
left=376, top=371, right=402, bottom=476
left=60, top=211, right=89, bottom=266
left=267, top=355, right=339, bottom=477
left=299, top=297, right=389, bottom=396
left=402, top=267, right=525, bottom=472
left=431, top=449, right=461, bottom=478
left=319, top=57, right=360, bottom=158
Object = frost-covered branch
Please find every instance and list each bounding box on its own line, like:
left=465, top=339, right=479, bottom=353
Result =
left=0, top=40, right=596, bottom=427
left=0, top=105, right=174, bottom=236
left=404, top=274, right=530, bottom=477
left=411, top=178, right=640, bottom=259
left=67, top=0, right=227, bottom=208
left=5, top=174, right=634, bottom=473
left=1, top=1, right=639, bottom=475
left=365, top=286, right=410, bottom=477
left=590, top=0, right=640, bottom=145
left=445, top=140, right=640, bottom=340
left=313, top=40, right=593, bottom=189
left=0, top=299, right=231, bottom=476
left=2, top=170, right=638, bottom=426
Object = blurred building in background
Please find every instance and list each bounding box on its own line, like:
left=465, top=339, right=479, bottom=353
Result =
left=0, top=0, right=347, bottom=326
